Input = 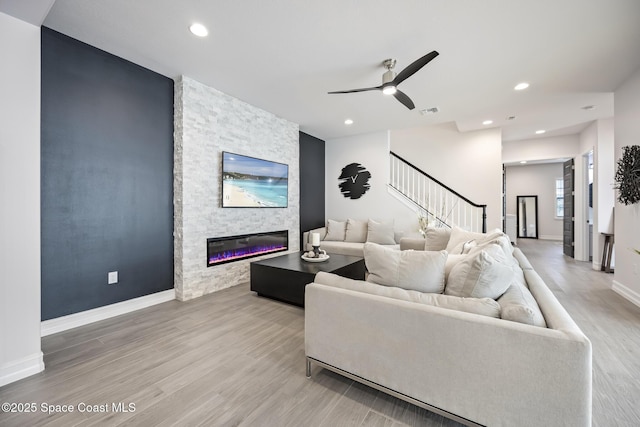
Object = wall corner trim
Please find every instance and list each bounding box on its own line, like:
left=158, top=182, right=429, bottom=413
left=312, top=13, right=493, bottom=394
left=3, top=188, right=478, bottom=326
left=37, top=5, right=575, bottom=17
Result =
left=0, top=352, right=44, bottom=387
left=41, top=289, right=176, bottom=337
left=612, top=280, right=640, bottom=309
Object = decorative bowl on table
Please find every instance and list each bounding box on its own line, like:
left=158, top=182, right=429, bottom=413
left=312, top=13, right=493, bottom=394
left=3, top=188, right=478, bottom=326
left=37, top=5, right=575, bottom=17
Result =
left=301, top=251, right=330, bottom=262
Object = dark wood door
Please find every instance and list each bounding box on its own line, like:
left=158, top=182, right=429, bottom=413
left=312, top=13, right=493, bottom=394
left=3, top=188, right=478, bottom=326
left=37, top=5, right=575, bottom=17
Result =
left=563, top=159, right=575, bottom=257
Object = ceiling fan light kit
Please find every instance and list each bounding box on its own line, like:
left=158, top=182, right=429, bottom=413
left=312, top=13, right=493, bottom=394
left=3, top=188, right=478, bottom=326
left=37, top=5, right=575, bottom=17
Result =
left=328, top=51, right=439, bottom=110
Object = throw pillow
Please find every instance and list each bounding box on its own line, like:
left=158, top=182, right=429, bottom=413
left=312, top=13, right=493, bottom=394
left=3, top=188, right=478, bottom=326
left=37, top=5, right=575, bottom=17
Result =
left=445, top=254, right=467, bottom=281
left=364, top=242, right=447, bottom=293
left=424, top=227, right=451, bottom=251
left=324, top=219, right=347, bottom=241
left=445, top=226, right=504, bottom=255
left=345, top=218, right=368, bottom=243
left=498, top=282, right=547, bottom=327
left=366, top=219, right=396, bottom=245
left=445, top=244, right=515, bottom=299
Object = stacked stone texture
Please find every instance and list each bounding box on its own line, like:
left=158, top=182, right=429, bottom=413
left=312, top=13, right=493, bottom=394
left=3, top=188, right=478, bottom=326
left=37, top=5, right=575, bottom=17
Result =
left=174, top=76, right=300, bottom=301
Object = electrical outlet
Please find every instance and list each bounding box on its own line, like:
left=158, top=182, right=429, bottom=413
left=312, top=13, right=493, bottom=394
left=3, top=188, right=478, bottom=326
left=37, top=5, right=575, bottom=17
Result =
left=108, top=271, right=118, bottom=285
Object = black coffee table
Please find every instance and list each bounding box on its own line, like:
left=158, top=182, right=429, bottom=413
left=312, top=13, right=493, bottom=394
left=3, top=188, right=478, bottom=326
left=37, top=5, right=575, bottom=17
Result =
left=250, top=251, right=365, bottom=306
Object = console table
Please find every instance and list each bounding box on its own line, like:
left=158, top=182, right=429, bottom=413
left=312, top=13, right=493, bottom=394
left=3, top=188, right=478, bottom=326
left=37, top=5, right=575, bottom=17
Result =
left=250, top=251, right=365, bottom=306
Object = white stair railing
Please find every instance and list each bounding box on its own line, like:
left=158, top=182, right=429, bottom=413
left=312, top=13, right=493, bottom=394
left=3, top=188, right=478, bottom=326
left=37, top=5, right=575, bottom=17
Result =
left=389, top=152, right=487, bottom=232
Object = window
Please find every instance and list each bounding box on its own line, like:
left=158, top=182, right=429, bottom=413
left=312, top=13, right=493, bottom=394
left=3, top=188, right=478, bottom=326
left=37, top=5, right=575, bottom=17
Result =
left=555, top=178, right=564, bottom=218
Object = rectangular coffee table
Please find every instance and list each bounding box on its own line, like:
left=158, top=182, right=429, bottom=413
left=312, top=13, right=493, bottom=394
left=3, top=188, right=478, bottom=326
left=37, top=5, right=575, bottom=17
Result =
left=250, top=251, right=365, bottom=306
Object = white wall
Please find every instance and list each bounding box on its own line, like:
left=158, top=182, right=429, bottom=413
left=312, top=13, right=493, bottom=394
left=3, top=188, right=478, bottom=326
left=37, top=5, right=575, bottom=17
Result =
left=505, top=163, right=564, bottom=240
left=613, top=67, right=640, bottom=307
left=502, top=134, right=579, bottom=164
left=576, top=120, right=615, bottom=266
left=0, top=12, right=44, bottom=386
left=391, top=123, right=503, bottom=231
left=325, top=131, right=420, bottom=233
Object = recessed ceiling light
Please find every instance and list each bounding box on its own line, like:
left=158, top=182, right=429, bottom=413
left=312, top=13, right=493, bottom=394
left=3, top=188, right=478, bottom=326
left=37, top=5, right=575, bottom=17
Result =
left=344, top=119, right=354, bottom=125
left=520, top=161, right=527, bottom=164
left=581, top=105, right=596, bottom=110
left=482, top=120, right=493, bottom=125
left=189, top=23, right=208, bottom=37
left=514, top=82, right=530, bottom=91
left=506, top=115, right=516, bottom=121
left=535, top=130, right=546, bottom=134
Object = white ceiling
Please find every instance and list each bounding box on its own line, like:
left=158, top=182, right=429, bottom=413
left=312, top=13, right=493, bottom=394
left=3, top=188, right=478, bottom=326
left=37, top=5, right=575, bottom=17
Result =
left=5, top=0, right=640, bottom=141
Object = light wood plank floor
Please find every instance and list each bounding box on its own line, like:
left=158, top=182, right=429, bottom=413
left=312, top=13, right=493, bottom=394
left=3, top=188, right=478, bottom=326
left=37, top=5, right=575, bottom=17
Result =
left=1, top=240, right=639, bottom=426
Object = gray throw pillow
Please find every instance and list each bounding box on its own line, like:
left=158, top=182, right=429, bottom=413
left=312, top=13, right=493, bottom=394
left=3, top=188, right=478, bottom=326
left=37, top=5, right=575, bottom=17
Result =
left=366, top=219, right=396, bottom=245
left=445, top=243, right=515, bottom=299
left=345, top=218, right=368, bottom=243
left=324, top=219, right=346, bottom=241
left=364, top=242, right=447, bottom=293
left=424, top=227, right=452, bottom=251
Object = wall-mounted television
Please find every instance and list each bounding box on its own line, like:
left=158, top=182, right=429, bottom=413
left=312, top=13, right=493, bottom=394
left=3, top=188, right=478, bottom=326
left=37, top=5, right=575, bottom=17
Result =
left=222, top=151, right=289, bottom=208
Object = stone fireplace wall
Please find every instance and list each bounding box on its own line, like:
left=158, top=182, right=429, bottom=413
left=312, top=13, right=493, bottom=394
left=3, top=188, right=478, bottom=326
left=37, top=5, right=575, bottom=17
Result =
left=174, top=76, right=300, bottom=301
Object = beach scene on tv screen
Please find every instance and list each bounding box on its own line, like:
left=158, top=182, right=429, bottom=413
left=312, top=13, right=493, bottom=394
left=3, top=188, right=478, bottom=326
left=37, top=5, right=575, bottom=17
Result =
left=222, top=152, right=288, bottom=207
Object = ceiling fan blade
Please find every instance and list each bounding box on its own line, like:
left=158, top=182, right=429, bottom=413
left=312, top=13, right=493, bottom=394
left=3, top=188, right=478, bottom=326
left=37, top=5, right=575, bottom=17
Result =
left=392, top=50, right=439, bottom=86
left=328, top=86, right=381, bottom=94
left=393, top=90, right=415, bottom=110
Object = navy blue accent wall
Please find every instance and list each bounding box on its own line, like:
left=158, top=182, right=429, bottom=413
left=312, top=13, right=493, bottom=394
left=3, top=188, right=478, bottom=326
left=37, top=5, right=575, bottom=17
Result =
left=299, top=132, right=325, bottom=247
left=41, top=28, right=174, bottom=320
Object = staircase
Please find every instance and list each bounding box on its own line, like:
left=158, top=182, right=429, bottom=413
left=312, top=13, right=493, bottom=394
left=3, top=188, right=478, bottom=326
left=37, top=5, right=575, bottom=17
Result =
left=389, top=151, right=487, bottom=233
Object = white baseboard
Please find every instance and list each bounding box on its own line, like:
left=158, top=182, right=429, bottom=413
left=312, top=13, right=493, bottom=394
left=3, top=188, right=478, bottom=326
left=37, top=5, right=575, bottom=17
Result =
left=612, top=280, right=640, bottom=309
left=0, top=351, right=44, bottom=387
left=41, top=289, right=176, bottom=337
left=539, top=235, right=562, bottom=241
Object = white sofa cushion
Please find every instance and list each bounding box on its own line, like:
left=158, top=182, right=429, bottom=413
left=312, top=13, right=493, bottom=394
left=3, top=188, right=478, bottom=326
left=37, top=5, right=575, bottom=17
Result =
left=314, top=271, right=501, bottom=318
left=319, top=241, right=369, bottom=257
left=513, top=248, right=534, bottom=270
left=364, top=242, right=447, bottom=293
left=445, top=243, right=515, bottom=299
left=366, top=219, right=396, bottom=245
left=424, top=227, right=451, bottom=251
left=324, top=219, right=346, bottom=241
left=345, top=218, right=368, bottom=243
left=445, top=226, right=504, bottom=255
left=498, top=281, right=547, bottom=327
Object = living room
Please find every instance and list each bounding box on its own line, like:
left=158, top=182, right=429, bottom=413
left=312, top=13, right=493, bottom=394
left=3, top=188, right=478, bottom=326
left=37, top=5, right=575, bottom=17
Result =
left=2, top=1, right=640, bottom=425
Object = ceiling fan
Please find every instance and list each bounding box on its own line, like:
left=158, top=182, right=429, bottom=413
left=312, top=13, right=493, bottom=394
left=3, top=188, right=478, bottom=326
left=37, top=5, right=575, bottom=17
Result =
left=328, top=50, right=439, bottom=110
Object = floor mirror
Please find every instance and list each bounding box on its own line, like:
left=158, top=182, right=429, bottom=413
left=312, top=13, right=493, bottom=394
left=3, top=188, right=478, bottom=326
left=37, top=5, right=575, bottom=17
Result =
left=517, top=195, right=538, bottom=239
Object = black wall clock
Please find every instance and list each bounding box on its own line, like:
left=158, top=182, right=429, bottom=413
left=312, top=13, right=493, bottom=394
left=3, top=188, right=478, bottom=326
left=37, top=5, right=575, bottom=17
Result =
left=338, top=163, right=371, bottom=199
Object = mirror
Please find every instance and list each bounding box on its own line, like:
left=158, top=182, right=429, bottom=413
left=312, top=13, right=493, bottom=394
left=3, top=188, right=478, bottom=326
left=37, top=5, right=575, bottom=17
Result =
left=517, top=195, right=538, bottom=239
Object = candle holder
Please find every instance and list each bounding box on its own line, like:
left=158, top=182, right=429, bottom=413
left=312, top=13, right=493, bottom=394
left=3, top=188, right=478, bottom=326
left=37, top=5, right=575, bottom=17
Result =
left=312, top=245, right=320, bottom=257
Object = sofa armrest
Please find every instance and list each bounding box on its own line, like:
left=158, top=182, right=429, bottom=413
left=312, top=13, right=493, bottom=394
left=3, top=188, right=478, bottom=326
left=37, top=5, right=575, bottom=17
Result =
left=303, top=227, right=327, bottom=251
left=399, top=237, right=425, bottom=251
left=305, top=283, right=591, bottom=427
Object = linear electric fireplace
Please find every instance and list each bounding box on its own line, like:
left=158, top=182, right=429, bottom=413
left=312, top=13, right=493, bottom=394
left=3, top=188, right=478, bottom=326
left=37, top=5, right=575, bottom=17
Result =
left=207, top=230, right=288, bottom=267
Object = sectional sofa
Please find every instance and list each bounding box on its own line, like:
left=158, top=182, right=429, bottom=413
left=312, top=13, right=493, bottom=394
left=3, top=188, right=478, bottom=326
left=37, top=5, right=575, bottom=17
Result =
left=302, top=218, right=402, bottom=256
left=304, top=227, right=592, bottom=427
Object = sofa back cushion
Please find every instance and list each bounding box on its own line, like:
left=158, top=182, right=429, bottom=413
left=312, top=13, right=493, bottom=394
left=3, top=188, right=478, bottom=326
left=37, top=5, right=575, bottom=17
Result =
left=345, top=218, right=368, bottom=243
left=324, top=219, right=347, bottom=241
left=445, top=243, right=515, bottom=299
left=424, top=227, right=452, bottom=251
left=314, top=271, right=501, bottom=318
left=364, top=242, right=447, bottom=293
left=366, top=219, right=396, bottom=245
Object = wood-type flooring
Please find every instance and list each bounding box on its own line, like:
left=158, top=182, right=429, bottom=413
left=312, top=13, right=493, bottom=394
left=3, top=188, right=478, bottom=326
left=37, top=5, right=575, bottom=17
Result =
left=1, top=239, right=638, bottom=426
